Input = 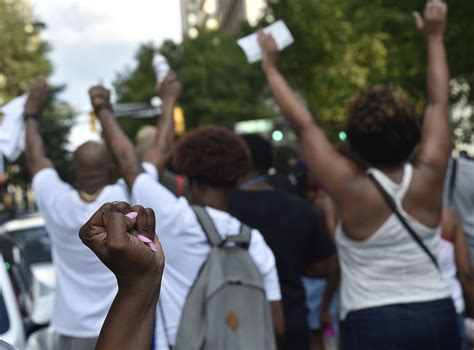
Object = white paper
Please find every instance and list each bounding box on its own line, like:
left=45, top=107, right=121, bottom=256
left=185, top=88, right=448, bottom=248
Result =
left=237, top=20, right=294, bottom=64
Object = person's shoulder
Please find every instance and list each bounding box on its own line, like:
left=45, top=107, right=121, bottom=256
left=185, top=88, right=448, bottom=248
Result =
left=32, top=167, right=71, bottom=193
left=32, top=167, right=59, bottom=182
left=458, top=156, right=474, bottom=172
left=273, top=189, right=315, bottom=211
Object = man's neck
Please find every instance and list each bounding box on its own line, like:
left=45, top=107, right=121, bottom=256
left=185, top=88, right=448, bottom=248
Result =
left=75, top=175, right=111, bottom=198
left=191, top=186, right=231, bottom=212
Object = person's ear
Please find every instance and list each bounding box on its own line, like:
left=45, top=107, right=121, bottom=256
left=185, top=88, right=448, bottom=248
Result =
left=69, top=163, right=77, bottom=188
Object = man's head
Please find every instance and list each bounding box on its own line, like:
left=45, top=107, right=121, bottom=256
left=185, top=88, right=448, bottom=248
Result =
left=136, top=125, right=158, bottom=159
left=346, top=85, right=421, bottom=168
left=241, top=134, right=273, bottom=176
left=71, top=141, right=113, bottom=194
left=172, top=126, right=251, bottom=192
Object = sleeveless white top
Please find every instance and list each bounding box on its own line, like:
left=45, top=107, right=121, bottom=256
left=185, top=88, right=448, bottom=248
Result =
left=335, top=163, right=451, bottom=319
left=439, top=237, right=465, bottom=314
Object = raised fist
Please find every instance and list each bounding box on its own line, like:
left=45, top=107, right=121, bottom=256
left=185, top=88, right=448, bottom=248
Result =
left=156, top=71, right=182, bottom=100
left=88, top=85, right=112, bottom=114
left=79, top=202, right=164, bottom=290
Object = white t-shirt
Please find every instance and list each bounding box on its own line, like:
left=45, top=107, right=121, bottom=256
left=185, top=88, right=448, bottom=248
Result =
left=32, top=168, right=130, bottom=337
left=131, top=173, right=281, bottom=350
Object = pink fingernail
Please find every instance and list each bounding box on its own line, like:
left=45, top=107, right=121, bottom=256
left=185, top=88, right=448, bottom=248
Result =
left=147, top=242, right=158, bottom=252
left=125, top=212, right=138, bottom=219
left=137, top=234, right=153, bottom=243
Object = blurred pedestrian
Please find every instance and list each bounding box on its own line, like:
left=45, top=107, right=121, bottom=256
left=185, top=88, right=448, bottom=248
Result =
left=439, top=207, right=474, bottom=349
left=445, top=155, right=474, bottom=277
left=89, top=74, right=283, bottom=350
left=229, top=134, right=339, bottom=350
left=24, top=78, right=129, bottom=349
left=258, top=0, right=459, bottom=348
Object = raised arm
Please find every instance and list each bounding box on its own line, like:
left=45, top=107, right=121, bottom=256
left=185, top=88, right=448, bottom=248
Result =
left=24, top=77, right=53, bottom=177
left=79, top=202, right=164, bottom=350
left=258, top=32, right=360, bottom=203
left=143, top=71, right=182, bottom=176
left=413, top=1, right=450, bottom=179
left=88, top=86, right=142, bottom=189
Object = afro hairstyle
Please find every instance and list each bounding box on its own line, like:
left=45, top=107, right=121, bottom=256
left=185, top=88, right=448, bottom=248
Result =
left=346, top=85, right=421, bottom=167
left=173, top=126, right=251, bottom=188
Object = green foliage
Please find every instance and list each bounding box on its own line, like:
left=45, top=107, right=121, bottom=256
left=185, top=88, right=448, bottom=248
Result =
left=113, top=44, right=157, bottom=141
left=265, top=0, right=474, bottom=145
left=113, top=30, right=273, bottom=135
left=0, top=0, right=52, bottom=104
left=0, top=1, right=74, bottom=184
left=160, top=30, right=271, bottom=127
left=114, top=0, right=473, bottom=146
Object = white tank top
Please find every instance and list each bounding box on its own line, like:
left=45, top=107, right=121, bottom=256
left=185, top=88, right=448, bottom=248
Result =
left=439, top=237, right=465, bottom=313
left=335, top=163, right=451, bottom=319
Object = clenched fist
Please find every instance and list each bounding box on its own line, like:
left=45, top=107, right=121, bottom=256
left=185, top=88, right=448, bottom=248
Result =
left=79, top=202, right=164, bottom=290
left=88, top=85, right=112, bottom=114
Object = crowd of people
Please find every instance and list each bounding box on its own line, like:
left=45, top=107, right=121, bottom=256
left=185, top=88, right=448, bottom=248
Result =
left=7, top=0, right=474, bottom=349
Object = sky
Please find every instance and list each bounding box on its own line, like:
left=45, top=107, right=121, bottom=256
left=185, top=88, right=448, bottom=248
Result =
left=30, top=0, right=266, bottom=150
left=31, top=0, right=183, bottom=149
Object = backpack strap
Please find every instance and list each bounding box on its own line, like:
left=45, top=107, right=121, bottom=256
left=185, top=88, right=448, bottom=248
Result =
left=448, top=158, right=458, bottom=207
left=225, top=224, right=252, bottom=249
left=191, top=205, right=223, bottom=247
left=176, top=175, right=185, bottom=197
left=367, top=173, right=440, bottom=270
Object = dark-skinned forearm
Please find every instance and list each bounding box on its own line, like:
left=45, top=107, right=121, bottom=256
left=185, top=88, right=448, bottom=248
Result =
left=419, top=36, right=451, bottom=160
left=427, top=36, right=449, bottom=107
left=153, top=96, right=176, bottom=175
left=97, top=109, right=141, bottom=188
left=25, top=119, right=45, bottom=164
left=96, top=282, right=160, bottom=350
left=25, top=118, right=52, bottom=176
left=264, top=66, right=315, bottom=134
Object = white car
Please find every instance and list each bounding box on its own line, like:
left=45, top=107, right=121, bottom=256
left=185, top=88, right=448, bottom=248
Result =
left=0, top=214, right=55, bottom=348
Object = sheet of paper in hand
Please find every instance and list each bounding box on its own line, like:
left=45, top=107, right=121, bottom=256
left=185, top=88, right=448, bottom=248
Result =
left=237, top=20, right=294, bottom=64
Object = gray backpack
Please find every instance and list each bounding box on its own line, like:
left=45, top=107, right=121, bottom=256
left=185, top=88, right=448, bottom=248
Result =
left=173, top=205, right=276, bottom=350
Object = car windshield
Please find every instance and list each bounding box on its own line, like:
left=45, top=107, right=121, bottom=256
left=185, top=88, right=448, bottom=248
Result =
left=6, top=227, right=51, bottom=265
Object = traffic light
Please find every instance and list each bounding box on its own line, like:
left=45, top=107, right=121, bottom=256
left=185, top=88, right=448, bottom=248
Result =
left=272, top=130, right=284, bottom=142
left=338, top=131, right=347, bottom=141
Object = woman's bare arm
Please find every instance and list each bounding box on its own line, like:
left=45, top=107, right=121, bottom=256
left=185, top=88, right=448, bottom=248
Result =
left=258, top=32, right=360, bottom=204
left=412, top=1, right=450, bottom=205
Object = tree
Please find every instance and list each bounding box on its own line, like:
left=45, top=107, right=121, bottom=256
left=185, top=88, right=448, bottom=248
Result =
left=113, top=29, right=273, bottom=139
left=112, top=43, right=157, bottom=142
left=0, top=1, right=74, bottom=185
left=264, top=0, right=474, bottom=145
left=0, top=0, right=51, bottom=104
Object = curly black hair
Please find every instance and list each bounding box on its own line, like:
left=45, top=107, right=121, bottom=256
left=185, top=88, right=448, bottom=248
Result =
left=173, top=126, right=251, bottom=188
left=346, top=85, right=421, bottom=167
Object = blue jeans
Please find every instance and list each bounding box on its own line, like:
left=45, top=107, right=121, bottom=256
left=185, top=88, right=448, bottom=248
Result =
left=458, top=313, right=468, bottom=350
left=341, top=298, right=460, bottom=350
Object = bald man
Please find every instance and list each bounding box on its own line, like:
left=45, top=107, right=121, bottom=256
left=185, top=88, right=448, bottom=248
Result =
left=24, top=78, right=129, bottom=350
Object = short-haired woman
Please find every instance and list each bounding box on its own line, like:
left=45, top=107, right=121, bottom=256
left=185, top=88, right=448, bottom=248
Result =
left=258, top=1, right=459, bottom=349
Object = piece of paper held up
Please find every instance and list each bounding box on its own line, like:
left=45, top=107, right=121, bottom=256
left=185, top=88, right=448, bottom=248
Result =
left=237, top=20, right=294, bottom=64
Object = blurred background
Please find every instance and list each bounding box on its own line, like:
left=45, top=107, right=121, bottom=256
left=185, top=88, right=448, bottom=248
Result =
left=0, top=0, right=473, bottom=217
